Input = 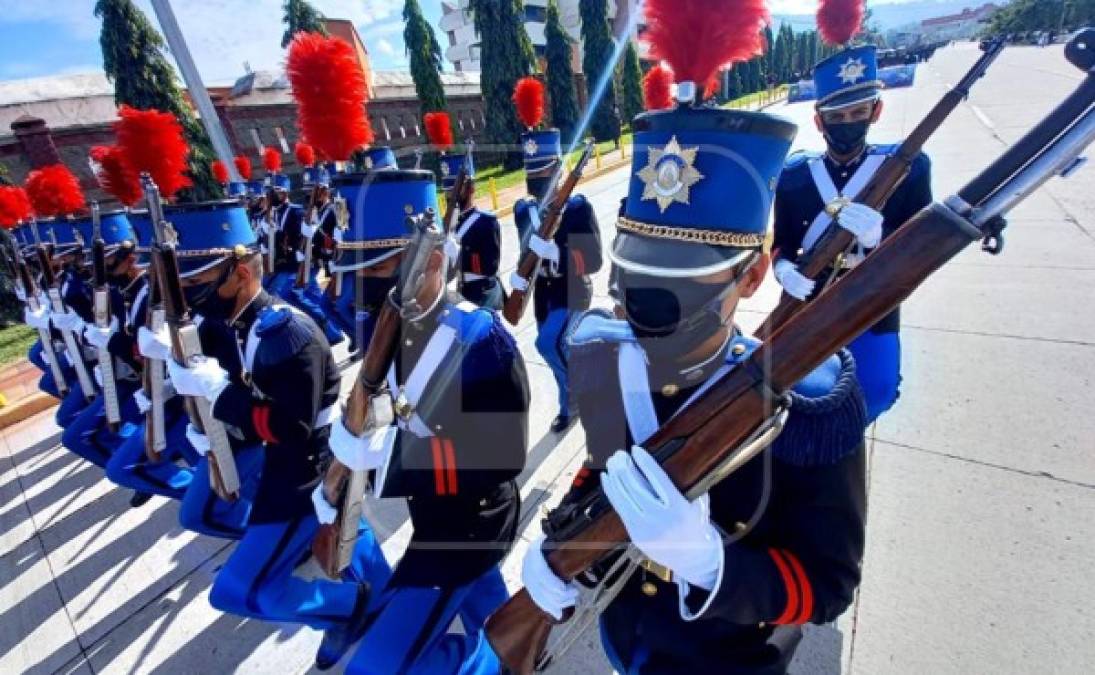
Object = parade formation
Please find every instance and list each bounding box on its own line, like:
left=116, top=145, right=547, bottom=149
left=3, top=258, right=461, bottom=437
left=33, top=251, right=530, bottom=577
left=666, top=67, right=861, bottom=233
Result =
left=1, top=0, right=1094, bottom=673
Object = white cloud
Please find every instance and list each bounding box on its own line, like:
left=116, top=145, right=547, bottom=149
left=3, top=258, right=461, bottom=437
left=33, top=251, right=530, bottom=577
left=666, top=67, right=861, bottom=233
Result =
left=376, top=38, right=396, bottom=57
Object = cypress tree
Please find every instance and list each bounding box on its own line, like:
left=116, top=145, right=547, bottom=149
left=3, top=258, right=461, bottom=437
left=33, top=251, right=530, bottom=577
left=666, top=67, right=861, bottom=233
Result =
left=580, top=0, right=621, bottom=143
left=764, top=25, right=776, bottom=77
left=468, top=0, right=536, bottom=169
left=726, top=67, right=743, bottom=100
left=403, top=0, right=447, bottom=117
left=95, top=0, right=218, bottom=201
left=544, top=0, right=579, bottom=144
left=281, top=0, right=327, bottom=49
left=619, top=40, right=644, bottom=127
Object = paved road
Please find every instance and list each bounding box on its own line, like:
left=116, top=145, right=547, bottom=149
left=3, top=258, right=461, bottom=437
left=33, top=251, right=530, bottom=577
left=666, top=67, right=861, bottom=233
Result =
left=1, top=42, right=1093, bottom=674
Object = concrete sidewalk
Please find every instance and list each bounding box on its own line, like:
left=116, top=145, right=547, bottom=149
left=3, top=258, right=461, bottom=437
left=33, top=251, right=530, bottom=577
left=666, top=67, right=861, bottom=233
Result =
left=2, top=42, right=1093, bottom=674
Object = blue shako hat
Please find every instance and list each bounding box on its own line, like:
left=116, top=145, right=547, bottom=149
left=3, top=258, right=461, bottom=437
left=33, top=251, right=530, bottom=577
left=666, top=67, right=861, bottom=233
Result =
left=270, top=174, right=291, bottom=192
left=160, top=200, right=258, bottom=277
left=128, top=210, right=154, bottom=249
left=614, top=105, right=796, bottom=277
left=522, top=128, right=562, bottom=175
left=439, top=152, right=475, bottom=191
left=331, top=169, right=437, bottom=272
left=43, top=217, right=86, bottom=256
left=72, top=210, right=138, bottom=253
left=227, top=181, right=248, bottom=197
left=247, top=180, right=266, bottom=196
left=814, top=45, right=882, bottom=111
left=360, top=146, right=397, bottom=171
left=301, top=167, right=318, bottom=187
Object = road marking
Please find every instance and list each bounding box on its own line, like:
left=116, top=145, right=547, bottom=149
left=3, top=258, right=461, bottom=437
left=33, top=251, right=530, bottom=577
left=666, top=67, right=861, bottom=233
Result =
left=971, top=103, right=996, bottom=130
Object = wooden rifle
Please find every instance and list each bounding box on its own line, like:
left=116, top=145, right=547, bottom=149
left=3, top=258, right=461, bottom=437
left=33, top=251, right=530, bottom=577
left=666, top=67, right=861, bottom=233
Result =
left=756, top=37, right=1006, bottom=340
left=33, top=221, right=96, bottom=403
left=502, top=141, right=595, bottom=326
left=12, top=227, right=68, bottom=396
left=142, top=175, right=241, bottom=501
left=484, top=30, right=1095, bottom=673
left=142, top=260, right=168, bottom=461
left=295, top=184, right=321, bottom=289
left=90, top=203, right=122, bottom=432
left=312, top=208, right=444, bottom=578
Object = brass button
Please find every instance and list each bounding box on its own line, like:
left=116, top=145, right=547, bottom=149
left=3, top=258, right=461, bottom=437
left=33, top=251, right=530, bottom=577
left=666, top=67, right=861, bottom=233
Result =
left=758, top=621, right=766, bottom=629
left=734, top=521, right=748, bottom=533
left=405, top=339, right=413, bottom=347
left=731, top=343, right=746, bottom=356
left=661, top=383, right=679, bottom=397
left=479, top=498, right=488, bottom=507
left=641, top=581, right=658, bottom=597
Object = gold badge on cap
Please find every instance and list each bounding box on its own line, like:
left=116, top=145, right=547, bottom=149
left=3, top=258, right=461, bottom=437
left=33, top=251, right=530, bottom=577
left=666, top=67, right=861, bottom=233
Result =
left=638, top=135, right=705, bottom=213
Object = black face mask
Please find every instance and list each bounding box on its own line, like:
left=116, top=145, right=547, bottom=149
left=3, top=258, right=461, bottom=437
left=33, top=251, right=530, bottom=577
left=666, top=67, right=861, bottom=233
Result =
left=184, top=263, right=236, bottom=321
left=823, top=119, right=871, bottom=157
left=619, top=272, right=734, bottom=360
left=355, top=274, right=398, bottom=313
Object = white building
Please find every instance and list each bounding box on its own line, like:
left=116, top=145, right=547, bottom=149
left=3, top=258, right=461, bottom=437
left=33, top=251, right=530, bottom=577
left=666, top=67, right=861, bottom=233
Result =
left=920, top=4, right=1000, bottom=43
left=440, top=0, right=645, bottom=73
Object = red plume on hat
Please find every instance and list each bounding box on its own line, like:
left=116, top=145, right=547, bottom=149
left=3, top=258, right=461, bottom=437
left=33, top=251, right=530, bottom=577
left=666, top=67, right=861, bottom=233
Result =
left=0, top=186, right=33, bottom=228
left=643, top=65, right=674, bottom=111
left=114, top=105, right=192, bottom=200
left=643, top=0, right=769, bottom=99
left=287, top=32, right=373, bottom=162
left=263, top=147, right=282, bottom=174
left=423, top=112, right=454, bottom=151
left=294, top=141, right=316, bottom=167
left=234, top=156, right=252, bottom=180
left=513, top=77, right=545, bottom=129
left=90, top=145, right=142, bottom=207
left=25, top=164, right=87, bottom=217
left=211, top=159, right=230, bottom=184
left=818, top=0, right=865, bottom=46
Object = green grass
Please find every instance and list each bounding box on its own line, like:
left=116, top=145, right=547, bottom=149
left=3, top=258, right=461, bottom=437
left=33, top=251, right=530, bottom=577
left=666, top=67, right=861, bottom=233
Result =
left=472, top=131, right=636, bottom=199
left=0, top=323, right=36, bottom=369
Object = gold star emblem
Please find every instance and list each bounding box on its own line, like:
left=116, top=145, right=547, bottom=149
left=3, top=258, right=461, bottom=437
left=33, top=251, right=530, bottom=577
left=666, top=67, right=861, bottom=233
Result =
left=441, top=161, right=450, bottom=177
left=838, top=58, right=867, bottom=85
left=364, top=157, right=374, bottom=170
left=524, top=138, right=539, bottom=157
left=637, top=135, right=705, bottom=213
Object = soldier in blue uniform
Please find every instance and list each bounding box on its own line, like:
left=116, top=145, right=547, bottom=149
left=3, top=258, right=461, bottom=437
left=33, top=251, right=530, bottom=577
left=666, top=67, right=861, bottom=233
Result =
left=512, top=127, right=603, bottom=433
left=309, top=169, right=530, bottom=672
left=772, top=44, right=932, bottom=423
left=163, top=198, right=389, bottom=647
left=439, top=151, right=505, bottom=311
left=519, top=75, right=869, bottom=673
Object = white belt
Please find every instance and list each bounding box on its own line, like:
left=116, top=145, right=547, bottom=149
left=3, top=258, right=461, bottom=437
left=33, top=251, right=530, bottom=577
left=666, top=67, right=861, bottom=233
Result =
left=462, top=272, right=488, bottom=282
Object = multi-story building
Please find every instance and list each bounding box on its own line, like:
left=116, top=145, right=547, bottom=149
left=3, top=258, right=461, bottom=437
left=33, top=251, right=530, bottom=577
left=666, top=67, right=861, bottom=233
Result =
left=920, top=4, right=1000, bottom=43
left=440, top=0, right=645, bottom=73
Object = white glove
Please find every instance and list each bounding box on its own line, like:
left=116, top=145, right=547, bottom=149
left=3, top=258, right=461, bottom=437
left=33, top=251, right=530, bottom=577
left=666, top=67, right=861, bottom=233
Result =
left=93, top=365, right=103, bottom=387
left=83, top=317, right=118, bottom=350
left=167, top=356, right=231, bottom=405
left=522, top=536, right=579, bottom=621
left=443, top=235, right=461, bottom=265
left=773, top=259, right=816, bottom=302
left=24, top=304, right=50, bottom=330
left=311, top=483, right=338, bottom=525
left=509, top=272, right=530, bottom=293
left=529, top=234, right=560, bottom=264
left=334, top=227, right=344, bottom=243
left=835, top=202, right=883, bottom=249
left=14, top=286, right=26, bottom=302
left=301, top=223, right=317, bottom=239
left=602, top=447, right=723, bottom=592
left=137, top=325, right=173, bottom=361
left=51, top=309, right=86, bottom=334
left=185, top=423, right=211, bottom=456
left=328, top=402, right=397, bottom=471
left=295, top=250, right=305, bottom=263
left=133, top=388, right=153, bottom=414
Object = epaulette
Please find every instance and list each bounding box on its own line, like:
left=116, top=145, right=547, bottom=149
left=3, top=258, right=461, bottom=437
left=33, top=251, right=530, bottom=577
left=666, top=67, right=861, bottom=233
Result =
left=441, top=298, right=494, bottom=346
left=443, top=300, right=517, bottom=382
left=567, top=308, right=631, bottom=348
left=772, top=349, right=867, bottom=467
left=567, top=193, right=590, bottom=208
left=514, top=197, right=537, bottom=223
left=567, top=309, right=627, bottom=396
left=252, top=305, right=315, bottom=369
left=784, top=149, right=820, bottom=170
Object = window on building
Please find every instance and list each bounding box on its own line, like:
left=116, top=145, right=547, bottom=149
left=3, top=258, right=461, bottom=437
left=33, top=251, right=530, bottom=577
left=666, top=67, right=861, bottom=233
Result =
left=458, top=116, right=465, bottom=132
left=448, top=30, right=457, bottom=47
left=273, top=126, right=290, bottom=153
left=469, top=115, right=476, bottom=130
left=381, top=117, right=392, bottom=142
left=470, top=45, right=481, bottom=61
left=524, top=5, right=546, bottom=22
left=249, top=128, right=264, bottom=153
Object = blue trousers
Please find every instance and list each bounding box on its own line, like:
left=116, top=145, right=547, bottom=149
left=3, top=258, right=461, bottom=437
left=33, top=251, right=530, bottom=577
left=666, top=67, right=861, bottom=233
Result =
left=210, top=513, right=391, bottom=630
left=268, top=271, right=345, bottom=345
left=847, top=330, right=902, bottom=424
left=32, top=340, right=79, bottom=402
left=346, top=566, right=508, bottom=674
left=178, top=444, right=264, bottom=539
left=535, top=308, right=576, bottom=418
left=105, top=398, right=198, bottom=500
left=60, top=381, right=141, bottom=469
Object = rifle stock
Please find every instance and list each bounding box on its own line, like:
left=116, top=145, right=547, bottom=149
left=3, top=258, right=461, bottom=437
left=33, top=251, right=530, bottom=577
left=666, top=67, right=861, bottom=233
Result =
left=142, top=265, right=167, bottom=461
left=502, top=142, right=595, bottom=326
left=13, top=239, right=68, bottom=396
left=296, top=185, right=320, bottom=289
left=37, top=245, right=96, bottom=403
left=91, top=204, right=122, bottom=433
left=755, top=38, right=1005, bottom=340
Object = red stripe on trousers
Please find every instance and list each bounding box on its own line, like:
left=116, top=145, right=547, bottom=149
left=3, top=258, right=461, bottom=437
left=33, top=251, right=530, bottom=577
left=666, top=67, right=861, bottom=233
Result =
left=768, top=548, right=800, bottom=625
left=430, top=437, right=447, bottom=495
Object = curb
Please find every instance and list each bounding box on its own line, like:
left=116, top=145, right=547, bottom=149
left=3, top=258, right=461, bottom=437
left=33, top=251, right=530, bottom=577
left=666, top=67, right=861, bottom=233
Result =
left=0, top=390, right=56, bottom=430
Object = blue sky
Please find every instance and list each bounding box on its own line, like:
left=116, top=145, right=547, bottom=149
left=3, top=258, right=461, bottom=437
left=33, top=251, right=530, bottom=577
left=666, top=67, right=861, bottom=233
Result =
left=0, top=1, right=926, bottom=85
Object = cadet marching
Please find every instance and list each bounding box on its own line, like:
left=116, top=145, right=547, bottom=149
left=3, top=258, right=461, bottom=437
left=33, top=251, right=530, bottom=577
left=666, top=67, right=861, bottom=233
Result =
left=0, top=0, right=971, bottom=672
